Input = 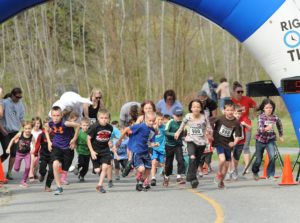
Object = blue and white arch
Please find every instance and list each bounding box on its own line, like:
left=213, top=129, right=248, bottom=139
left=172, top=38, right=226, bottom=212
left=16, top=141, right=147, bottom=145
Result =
left=1, top=0, right=300, bottom=145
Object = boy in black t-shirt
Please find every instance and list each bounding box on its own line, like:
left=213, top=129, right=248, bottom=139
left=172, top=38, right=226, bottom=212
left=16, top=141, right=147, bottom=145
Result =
left=212, top=101, right=241, bottom=189
left=87, top=109, right=113, bottom=193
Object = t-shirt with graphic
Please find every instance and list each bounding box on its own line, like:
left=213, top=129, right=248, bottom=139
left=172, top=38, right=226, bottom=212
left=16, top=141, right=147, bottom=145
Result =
left=213, top=115, right=241, bottom=149
left=153, top=124, right=166, bottom=154
left=116, top=137, right=129, bottom=160
left=17, top=132, right=33, bottom=154
left=76, top=130, right=90, bottom=156
left=231, top=96, right=256, bottom=123
left=178, top=113, right=211, bottom=146
left=49, top=121, right=75, bottom=149
left=87, top=122, right=113, bottom=156
left=127, top=123, right=155, bottom=154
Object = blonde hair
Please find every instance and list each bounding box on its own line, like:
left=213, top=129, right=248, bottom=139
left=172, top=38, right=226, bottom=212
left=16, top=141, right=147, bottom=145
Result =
left=89, top=88, right=105, bottom=109
left=23, top=120, right=33, bottom=128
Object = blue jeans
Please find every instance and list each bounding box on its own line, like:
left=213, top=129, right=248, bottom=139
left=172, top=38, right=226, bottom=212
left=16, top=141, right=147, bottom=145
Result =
left=252, top=140, right=276, bottom=177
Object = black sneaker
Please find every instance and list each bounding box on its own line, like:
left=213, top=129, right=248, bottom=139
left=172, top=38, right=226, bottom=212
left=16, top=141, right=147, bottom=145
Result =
left=96, top=185, right=106, bottom=193
left=39, top=175, right=45, bottom=183
left=142, top=185, right=148, bottom=192
left=6, top=173, right=13, bottom=180
left=108, top=180, right=113, bottom=188
left=53, top=187, right=63, bottom=195
left=78, top=175, right=85, bottom=182
left=73, top=165, right=79, bottom=175
left=136, top=183, right=143, bottom=191
left=191, top=179, right=199, bottom=189
left=122, top=160, right=132, bottom=177
left=150, top=178, right=156, bottom=186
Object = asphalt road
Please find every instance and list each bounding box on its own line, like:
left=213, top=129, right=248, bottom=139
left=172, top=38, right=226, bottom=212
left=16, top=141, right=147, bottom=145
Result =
left=1, top=161, right=300, bottom=223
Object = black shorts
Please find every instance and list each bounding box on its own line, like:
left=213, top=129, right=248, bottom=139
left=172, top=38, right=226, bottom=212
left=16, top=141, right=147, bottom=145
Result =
left=233, top=144, right=244, bottom=161
left=200, top=152, right=213, bottom=166
left=1, top=131, right=18, bottom=158
left=114, top=159, right=128, bottom=170
left=92, top=154, right=112, bottom=169
left=51, top=146, right=74, bottom=171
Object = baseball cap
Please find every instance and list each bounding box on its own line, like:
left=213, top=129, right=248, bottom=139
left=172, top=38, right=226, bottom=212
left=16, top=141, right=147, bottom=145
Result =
left=197, top=90, right=208, bottom=97
left=173, top=107, right=183, bottom=116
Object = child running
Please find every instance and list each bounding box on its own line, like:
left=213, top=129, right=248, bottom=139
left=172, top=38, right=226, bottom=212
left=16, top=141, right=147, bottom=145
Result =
left=252, top=98, right=283, bottom=181
left=150, top=112, right=166, bottom=186
left=6, top=121, right=35, bottom=187
left=73, top=117, right=91, bottom=182
left=46, top=107, right=80, bottom=195
left=175, top=99, right=212, bottom=188
left=87, top=109, right=113, bottom=193
left=116, top=112, right=157, bottom=191
left=213, top=101, right=241, bottom=188
left=227, top=105, right=251, bottom=180
left=164, top=107, right=185, bottom=186
left=34, top=118, right=54, bottom=191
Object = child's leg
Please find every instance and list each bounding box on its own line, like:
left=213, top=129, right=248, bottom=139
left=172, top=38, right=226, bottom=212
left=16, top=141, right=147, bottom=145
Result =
left=186, top=142, right=196, bottom=182
left=107, top=161, right=113, bottom=181
left=164, top=146, right=175, bottom=177
left=21, top=153, right=31, bottom=183
left=53, top=160, right=61, bottom=188
left=266, top=141, right=276, bottom=177
left=151, top=151, right=159, bottom=179
left=251, top=141, right=266, bottom=175
left=13, top=152, right=23, bottom=172
left=98, top=163, right=108, bottom=186
left=29, top=153, right=35, bottom=180
left=46, top=159, right=54, bottom=189
left=114, top=159, right=120, bottom=177
left=175, top=145, right=185, bottom=177
left=39, top=157, right=47, bottom=177
left=80, top=155, right=90, bottom=177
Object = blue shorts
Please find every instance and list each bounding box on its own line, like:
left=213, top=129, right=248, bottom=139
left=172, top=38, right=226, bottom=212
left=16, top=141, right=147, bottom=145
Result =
left=216, top=146, right=232, bottom=161
left=151, top=150, right=165, bottom=164
left=133, top=152, right=152, bottom=169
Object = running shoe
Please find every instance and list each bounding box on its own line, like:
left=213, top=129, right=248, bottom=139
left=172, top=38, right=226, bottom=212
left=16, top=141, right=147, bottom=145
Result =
left=6, top=173, right=13, bottom=181
left=39, top=175, right=45, bottom=183
left=225, top=171, right=232, bottom=181
left=218, top=181, right=225, bottom=189
left=214, top=173, right=222, bottom=184
left=144, top=179, right=151, bottom=189
left=232, top=169, right=238, bottom=181
left=96, top=185, right=106, bottom=193
left=44, top=187, right=52, bottom=192
left=53, top=187, right=63, bottom=195
left=19, top=182, right=28, bottom=188
left=115, top=176, right=120, bottom=181
left=253, top=173, right=259, bottom=181
left=191, top=179, right=199, bottom=189
left=150, top=178, right=157, bottom=186
left=163, top=177, right=169, bottom=187
left=178, top=177, right=186, bottom=184
left=136, top=183, right=143, bottom=191
left=108, top=180, right=113, bottom=188
left=78, top=175, right=85, bottom=182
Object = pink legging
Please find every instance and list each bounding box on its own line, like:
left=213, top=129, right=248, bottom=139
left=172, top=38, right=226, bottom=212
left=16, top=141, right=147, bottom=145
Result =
left=14, top=152, right=31, bottom=183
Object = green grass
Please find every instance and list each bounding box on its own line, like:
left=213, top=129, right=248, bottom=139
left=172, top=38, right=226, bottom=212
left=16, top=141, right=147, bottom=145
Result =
left=250, top=116, right=299, bottom=148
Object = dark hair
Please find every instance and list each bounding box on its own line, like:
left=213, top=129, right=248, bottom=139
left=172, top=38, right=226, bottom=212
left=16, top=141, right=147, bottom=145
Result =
left=220, top=77, right=227, bottom=83
left=111, top=120, right=119, bottom=125
left=224, top=100, right=235, bottom=109
left=52, top=106, right=62, bottom=112
left=233, top=81, right=243, bottom=91
left=129, top=105, right=139, bottom=122
left=140, top=100, right=156, bottom=115
left=163, top=89, right=176, bottom=102
left=163, top=114, right=171, bottom=120
left=188, top=99, right=202, bottom=113
left=11, top=87, right=22, bottom=96
left=3, top=93, right=11, bottom=99
left=257, top=98, right=276, bottom=114
left=32, top=116, right=43, bottom=130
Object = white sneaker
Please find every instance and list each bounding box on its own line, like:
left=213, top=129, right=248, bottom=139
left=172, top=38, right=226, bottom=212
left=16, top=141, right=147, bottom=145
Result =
left=225, top=171, right=232, bottom=181
left=68, top=165, right=75, bottom=172
left=232, top=169, right=238, bottom=180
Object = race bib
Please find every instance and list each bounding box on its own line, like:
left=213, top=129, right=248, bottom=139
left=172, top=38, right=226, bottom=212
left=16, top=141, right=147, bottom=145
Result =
left=264, top=120, right=275, bottom=132
left=219, top=125, right=233, bottom=138
left=190, top=126, right=204, bottom=137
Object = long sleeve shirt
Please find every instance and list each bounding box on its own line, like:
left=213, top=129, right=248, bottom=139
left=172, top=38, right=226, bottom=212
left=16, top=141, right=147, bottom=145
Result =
left=165, top=119, right=182, bottom=147
left=255, top=113, right=283, bottom=143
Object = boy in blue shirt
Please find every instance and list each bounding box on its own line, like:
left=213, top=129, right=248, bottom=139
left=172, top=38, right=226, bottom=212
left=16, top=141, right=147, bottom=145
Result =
left=116, top=112, right=158, bottom=191
left=150, top=113, right=166, bottom=186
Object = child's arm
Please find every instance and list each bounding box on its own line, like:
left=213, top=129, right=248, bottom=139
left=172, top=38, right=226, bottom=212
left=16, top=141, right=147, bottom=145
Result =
left=175, top=116, right=188, bottom=140
left=228, top=137, right=240, bottom=148
left=276, top=116, right=284, bottom=142
left=87, top=135, right=97, bottom=160
left=116, top=127, right=131, bottom=148
left=165, top=120, right=175, bottom=138
left=6, top=133, right=21, bottom=154
left=44, top=125, right=53, bottom=152
left=30, top=137, right=36, bottom=154
left=65, top=121, right=80, bottom=150
left=33, top=133, right=42, bottom=156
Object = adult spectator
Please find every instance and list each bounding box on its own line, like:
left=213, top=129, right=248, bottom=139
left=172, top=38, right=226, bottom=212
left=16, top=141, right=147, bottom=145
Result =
left=197, top=90, right=218, bottom=118
left=156, top=89, right=183, bottom=116
left=0, top=87, right=25, bottom=180
left=82, top=88, right=105, bottom=123
left=201, top=77, right=218, bottom=102
left=119, top=101, right=141, bottom=127
left=216, top=77, right=231, bottom=111
left=231, top=81, right=257, bottom=172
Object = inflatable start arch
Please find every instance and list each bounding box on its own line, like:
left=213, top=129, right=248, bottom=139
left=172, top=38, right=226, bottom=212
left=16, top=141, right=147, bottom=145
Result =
left=1, top=0, right=300, bottom=145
